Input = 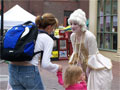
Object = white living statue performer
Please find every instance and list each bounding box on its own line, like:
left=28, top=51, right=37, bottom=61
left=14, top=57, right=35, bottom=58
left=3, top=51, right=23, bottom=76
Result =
left=68, top=9, right=113, bottom=90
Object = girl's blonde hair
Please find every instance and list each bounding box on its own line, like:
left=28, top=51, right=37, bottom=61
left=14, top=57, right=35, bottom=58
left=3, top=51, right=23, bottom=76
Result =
left=64, top=65, right=82, bottom=88
left=35, top=13, right=58, bottom=29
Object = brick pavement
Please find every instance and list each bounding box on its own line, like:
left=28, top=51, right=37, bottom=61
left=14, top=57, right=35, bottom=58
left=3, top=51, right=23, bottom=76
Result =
left=111, top=61, right=120, bottom=90
left=0, top=60, right=120, bottom=90
left=41, top=60, right=120, bottom=90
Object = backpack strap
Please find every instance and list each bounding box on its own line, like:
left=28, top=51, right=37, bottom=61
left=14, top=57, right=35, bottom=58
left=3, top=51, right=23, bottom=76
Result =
left=34, top=51, right=43, bottom=65
left=38, top=29, right=54, bottom=38
left=38, top=30, right=49, bottom=35
left=36, top=30, right=52, bottom=65
left=33, top=30, right=48, bottom=65
left=23, top=21, right=34, bottom=25
left=34, top=51, right=43, bottom=58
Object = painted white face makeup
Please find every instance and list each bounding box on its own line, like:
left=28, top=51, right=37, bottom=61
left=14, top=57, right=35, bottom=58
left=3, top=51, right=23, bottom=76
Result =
left=70, top=21, right=81, bottom=33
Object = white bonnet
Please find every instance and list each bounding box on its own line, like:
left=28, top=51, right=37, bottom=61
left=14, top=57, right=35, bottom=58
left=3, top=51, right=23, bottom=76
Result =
left=68, top=9, right=87, bottom=32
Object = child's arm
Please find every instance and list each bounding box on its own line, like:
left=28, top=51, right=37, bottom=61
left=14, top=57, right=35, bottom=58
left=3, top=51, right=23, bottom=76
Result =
left=57, top=71, right=64, bottom=85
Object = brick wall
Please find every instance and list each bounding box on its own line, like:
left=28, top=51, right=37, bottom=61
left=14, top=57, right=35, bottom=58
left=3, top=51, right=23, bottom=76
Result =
left=3, top=0, right=89, bottom=25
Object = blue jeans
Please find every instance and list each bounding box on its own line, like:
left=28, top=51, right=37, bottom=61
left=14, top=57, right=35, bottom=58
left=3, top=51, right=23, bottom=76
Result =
left=8, top=64, right=44, bottom=90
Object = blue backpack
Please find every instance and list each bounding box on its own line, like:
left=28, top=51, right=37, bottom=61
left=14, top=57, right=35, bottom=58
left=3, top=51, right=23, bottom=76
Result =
left=1, top=21, right=44, bottom=61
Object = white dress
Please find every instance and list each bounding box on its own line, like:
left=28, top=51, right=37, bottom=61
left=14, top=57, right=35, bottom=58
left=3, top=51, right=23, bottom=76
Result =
left=69, top=30, right=113, bottom=90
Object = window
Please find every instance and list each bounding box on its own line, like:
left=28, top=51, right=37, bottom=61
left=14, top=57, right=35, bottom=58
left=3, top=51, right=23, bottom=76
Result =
left=97, top=0, right=117, bottom=51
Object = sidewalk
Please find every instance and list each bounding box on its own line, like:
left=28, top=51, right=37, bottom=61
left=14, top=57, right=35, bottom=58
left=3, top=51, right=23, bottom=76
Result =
left=0, top=60, right=120, bottom=90
left=40, top=60, right=120, bottom=90
left=111, top=61, right=120, bottom=90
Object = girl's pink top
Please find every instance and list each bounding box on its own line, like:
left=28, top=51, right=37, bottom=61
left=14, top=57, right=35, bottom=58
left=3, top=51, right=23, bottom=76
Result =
left=57, top=71, right=87, bottom=90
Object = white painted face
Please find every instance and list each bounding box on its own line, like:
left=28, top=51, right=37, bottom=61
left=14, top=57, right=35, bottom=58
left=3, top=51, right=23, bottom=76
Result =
left=69, top=21, right=81, bottom=33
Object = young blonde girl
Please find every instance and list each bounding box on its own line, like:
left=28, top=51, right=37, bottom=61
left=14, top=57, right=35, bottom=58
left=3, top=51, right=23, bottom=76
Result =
left=57, top=65, right=87, bottom=90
